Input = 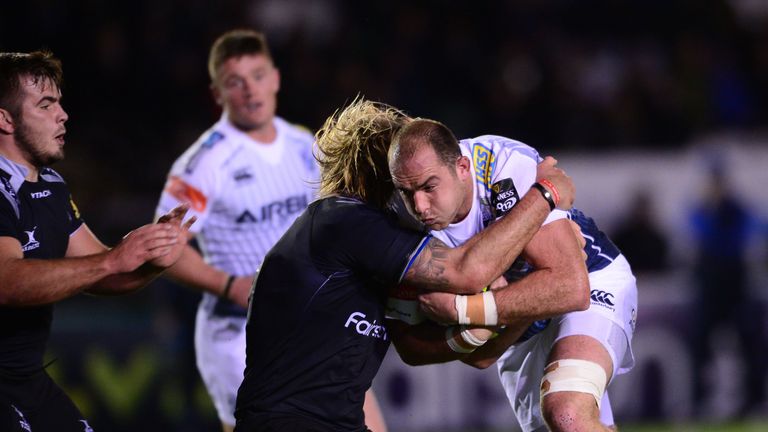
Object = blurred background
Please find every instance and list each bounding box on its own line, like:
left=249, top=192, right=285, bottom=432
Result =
left=3, top=0, right=768, bottom=430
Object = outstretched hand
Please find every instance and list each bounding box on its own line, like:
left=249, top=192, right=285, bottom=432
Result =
left=107, top=223, right=185, bottom=274
left=151, top=204, right=196, bottom=269
left=536, top=156, right=575, bottom=210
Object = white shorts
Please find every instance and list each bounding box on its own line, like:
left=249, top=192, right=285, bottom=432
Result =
left=195, top=294, right=247, bottom=426
left=497, top=254, right=637, bottom=432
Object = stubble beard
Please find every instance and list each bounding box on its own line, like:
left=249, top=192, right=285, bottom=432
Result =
left=15, top=118, right=64, bottom=167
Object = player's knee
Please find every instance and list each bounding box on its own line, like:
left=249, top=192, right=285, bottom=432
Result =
left=540, top=359, right=608, bottom=431
left=540, top=359, right=607, bottom=406
left=541, top=394, right=585, bottom=432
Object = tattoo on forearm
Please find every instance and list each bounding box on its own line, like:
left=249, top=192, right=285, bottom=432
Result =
left=408, top=237, right=451, bottom=290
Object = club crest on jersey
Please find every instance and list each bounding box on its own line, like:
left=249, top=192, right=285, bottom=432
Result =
left=232, top=167, right=254, bottom=183
left=472, top=143, right=496, bottom=191
left=490, top=178, right=520, bottom=217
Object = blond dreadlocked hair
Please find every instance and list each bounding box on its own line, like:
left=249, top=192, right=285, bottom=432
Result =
left=314, top=97, right=411, bottom=209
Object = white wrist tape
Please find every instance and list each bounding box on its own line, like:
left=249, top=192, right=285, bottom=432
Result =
left=540, top=359, right=608, bottom=408
left=445, top=325, right=488, bottom=353
left=460, top=328, right=487, bottom=347
left=445, top=326, right=474, bottom=353
left=455, top=290, right=498, bottom=325
left=482, top=290, right=498, bottom=326
left=455, top=294, right=469, bottom=324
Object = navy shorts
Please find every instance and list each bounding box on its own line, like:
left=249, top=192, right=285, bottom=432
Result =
left=0, top=372, right=93, bottom=432
left=235, top=413, right=372, bottom=432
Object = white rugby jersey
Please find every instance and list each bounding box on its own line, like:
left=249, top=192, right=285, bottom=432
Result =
left=156, top=114, right=318, bottom=277
left=431, top=135, right=566, bottom=248
left=434, top=135, right=620, bottom=274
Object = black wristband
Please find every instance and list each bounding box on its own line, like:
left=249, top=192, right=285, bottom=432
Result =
left=221, top=275, right=235, bottom=300
left=531, top=182, right=556, bottom=211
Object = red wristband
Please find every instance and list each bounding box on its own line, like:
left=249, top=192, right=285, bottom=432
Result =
left=538, top=179, right=560, bottom=207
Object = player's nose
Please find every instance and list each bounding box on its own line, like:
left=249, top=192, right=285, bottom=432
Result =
left=412, top=192, right=429, bottom=216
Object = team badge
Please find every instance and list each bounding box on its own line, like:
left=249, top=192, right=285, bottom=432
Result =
left=490, top=178, right=520, bottom=218
left=232, top=167, right=255, bottom=183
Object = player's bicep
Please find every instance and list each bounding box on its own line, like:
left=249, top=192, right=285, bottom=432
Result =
left=0, top=236, right=23, bottom=261
left=521, top=218, right=584, bottom=271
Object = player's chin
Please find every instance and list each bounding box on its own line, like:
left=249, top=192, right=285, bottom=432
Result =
left=236, top=115, right=269, bottom=131
left=41, top=149, right=64, bottom=165
left=426, top=221, right=447, bottom=231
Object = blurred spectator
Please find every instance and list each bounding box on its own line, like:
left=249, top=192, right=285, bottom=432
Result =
left=612, top=188, right=670, bottom=273
left=688, top=161, right=764, bottom=417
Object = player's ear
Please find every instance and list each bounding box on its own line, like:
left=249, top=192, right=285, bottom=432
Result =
left=456, top=155, right=471, bottom=177
left=210, top=83, right=223, bottom=107
left=0, top=108, right=15, bottom=134
left=272, top=66, right=281, bottom=93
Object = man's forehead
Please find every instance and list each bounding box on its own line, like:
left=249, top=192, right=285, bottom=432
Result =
left=217, top=54, right=273, bottom=75
left=393, top=145, right=440, bottom=171
left=20, top=75, right=59, bottom=93
left=392, top=160, right=443, bottom=188
left=20, top=75, right=60, bottom=98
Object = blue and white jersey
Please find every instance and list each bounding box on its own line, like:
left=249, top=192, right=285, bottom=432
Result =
left=432, top=135, right=620, bottom=277
left=155, top=114, right=318, bottom=312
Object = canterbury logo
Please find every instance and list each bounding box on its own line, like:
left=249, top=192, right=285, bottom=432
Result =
left=590, top=289, right=615, bottom=306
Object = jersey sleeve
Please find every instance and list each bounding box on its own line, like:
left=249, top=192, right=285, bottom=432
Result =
left=312, top=200, right=429, bottom=288
left=155, top=134, right=225, bottom=234
left=65, top=193, right=85, bottom=235
left=0, top=197, right=18, bottom=239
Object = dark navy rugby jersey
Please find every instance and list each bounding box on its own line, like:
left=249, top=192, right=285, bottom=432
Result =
left=0, top=157, right=83, bottom=377
left=568, top=208, right=621, bottom=272
left=235, top=196, right=428, bottom=431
